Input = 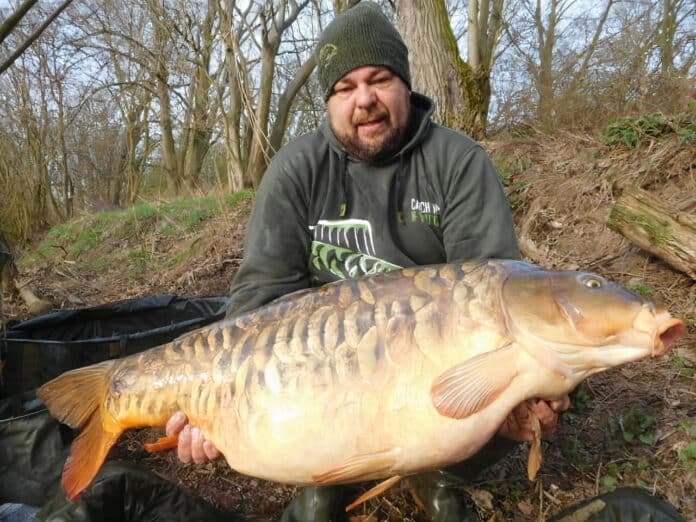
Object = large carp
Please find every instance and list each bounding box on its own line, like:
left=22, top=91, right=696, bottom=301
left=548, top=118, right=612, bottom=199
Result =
left=38, top=260, right=685, bottom=502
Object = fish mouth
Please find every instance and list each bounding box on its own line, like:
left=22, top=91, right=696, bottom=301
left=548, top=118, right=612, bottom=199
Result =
left=652, top=313, right=685, bottom=356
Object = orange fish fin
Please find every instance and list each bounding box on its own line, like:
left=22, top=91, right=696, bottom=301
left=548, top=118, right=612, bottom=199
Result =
left=430, top=344, right=517, bottom=419
left=37, top=360, right=118, bottom=500
left=313, top=448, right=399, bottom=485
left=144, top=435, right=179, bottom=453
left=63, top=412, right=120, bottom=500
left=526, top=407, right=543, bottom=480
left=37, top=361, right=114, bottom=428
left=345, top=475, right=402, bottom=512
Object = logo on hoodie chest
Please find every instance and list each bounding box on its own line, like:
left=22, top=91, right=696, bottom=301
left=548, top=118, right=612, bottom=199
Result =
left=410, top=198, right=441, bottom=227
left=309, top=219, right=401, bottom=281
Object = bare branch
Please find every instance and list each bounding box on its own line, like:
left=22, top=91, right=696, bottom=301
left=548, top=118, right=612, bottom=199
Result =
left=0, top=0, right=73, bottom=76
left=0, top=0, right=38, bottom=46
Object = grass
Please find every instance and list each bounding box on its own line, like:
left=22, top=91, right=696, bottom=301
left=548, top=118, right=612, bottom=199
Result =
left=677, top=422, right=696, bottom=471
left=626, top=283, right=654, bottom=296
left=600, top=103, right=696, bottom=149
left=19, top=190, right=253, bottom=272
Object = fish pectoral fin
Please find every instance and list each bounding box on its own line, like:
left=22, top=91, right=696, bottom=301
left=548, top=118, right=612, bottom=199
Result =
left=527, top=407, right=543, bottom=480
left=345, top=475, right=402, bottom=512
left=312, top=448, right=399, bottom=485
left=431, top=343, right=518, bottom=419
left=144, top=435, right=179, bottom=453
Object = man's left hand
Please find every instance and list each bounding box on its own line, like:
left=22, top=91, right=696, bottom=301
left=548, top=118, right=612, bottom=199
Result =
left=497, top=396, right=571, bottom=442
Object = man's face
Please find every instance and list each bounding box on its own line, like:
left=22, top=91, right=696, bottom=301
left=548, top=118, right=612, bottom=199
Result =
left=327, top=66, right=411, bottom=162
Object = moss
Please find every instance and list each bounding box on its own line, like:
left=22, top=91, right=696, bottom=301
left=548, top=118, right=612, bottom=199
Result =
left=608, top=206, right=670, bottom=246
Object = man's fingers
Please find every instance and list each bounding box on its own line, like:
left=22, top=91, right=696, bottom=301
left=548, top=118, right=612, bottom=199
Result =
left=500, top=397, right=571, bottom=442
left=528, top=400, right=555, bottom=424
left=525, top=400, right=561, bottom=438
left=165, top=411, right=188, bottom=437
left=177, top=425, right=192, bottom=463
left=203, top=440, right=221, bottom=461
left=191, top=427, right=207, bottom=464
left=550, top=395, right=571, bottom=412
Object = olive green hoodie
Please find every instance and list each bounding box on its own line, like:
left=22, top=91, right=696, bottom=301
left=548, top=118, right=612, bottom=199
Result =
left=226, top=93, right=519, bottom=316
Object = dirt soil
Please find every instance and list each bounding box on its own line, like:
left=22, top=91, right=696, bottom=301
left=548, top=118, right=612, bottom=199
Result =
left=2, top=132, right=695, bottom=521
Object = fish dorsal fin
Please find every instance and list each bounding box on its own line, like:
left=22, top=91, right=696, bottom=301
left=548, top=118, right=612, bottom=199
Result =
left=312, top=448, right=399, bottom=484
left=431, top=343, right=518, bottom=419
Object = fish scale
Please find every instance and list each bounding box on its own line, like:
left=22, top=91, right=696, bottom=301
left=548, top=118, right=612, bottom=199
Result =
left=37, top=260, right=685, bottom=503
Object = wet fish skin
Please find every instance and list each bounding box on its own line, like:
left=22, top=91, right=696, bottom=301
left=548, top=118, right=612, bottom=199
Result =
left=37, top=260, right=685, bottom=500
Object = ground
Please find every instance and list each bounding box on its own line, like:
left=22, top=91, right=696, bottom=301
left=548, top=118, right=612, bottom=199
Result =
left=1, top=130, right=695, bottom=521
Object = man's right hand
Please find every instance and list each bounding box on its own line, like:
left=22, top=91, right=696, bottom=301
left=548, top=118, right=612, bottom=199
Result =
left=165, top=411, right=221, bottom=464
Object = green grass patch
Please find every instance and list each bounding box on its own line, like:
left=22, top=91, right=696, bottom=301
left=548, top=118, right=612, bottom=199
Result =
left=19, top=190, right=253, bottom=269
left=494, top=154, right=531, bottom=188
left=131, top=203, right=158, bottom=220
left=619, top=407, right=657, bottom=446
left=679, top=442, right=696, bottom=471
left=88, top=256, right=112, bottom=272
left=626, top=283, right=654, bottom=296
left=600, top=104, right=696, bottom=149
left=560, top=437, right=592, bottom=472
left=166, top=250, right=190, bottom=268
left=673, top=356, right=695, bottom=379
left=677, top=421, right=696, bottom=470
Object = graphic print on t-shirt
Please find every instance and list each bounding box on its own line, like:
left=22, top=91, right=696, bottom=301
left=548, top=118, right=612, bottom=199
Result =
left=309, top=219, right=401, bottom=280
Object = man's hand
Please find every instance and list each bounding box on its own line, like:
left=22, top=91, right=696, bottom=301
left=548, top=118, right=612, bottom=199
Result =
left=497, top=396, right=571, bottom=442
left=165, top=411, right=221, bottom=464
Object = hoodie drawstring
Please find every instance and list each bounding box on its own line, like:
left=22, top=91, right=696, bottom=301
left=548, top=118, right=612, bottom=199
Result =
left=339, top=152, right=348, bottom=217
left=394, top=155, right=406, bottom=223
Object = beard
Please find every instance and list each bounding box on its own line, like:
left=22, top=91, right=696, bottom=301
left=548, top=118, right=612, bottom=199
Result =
left=330, top=106, right=409, bottom=162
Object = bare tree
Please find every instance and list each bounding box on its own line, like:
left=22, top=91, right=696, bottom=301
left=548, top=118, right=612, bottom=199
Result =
left=245, top=0, right=311, bottom=188
left=502, top=0, right=616, bottom=126
left=146, top=0, right=223, bottom=195
left=218, top=0, right=326, bottom=190
left=396, top=0, right=484, bottom=136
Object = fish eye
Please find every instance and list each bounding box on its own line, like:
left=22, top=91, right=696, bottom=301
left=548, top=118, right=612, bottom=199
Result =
left=582, top=276, right=603, bottom=289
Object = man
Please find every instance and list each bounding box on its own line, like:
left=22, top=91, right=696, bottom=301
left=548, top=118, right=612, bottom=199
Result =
left=166, top=2, right=570, bottom=520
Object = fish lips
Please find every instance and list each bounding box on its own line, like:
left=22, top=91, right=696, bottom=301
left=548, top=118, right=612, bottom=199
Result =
left=582, top=306, right=685, bottom=358
left=651, top=312, right=685, bottom=356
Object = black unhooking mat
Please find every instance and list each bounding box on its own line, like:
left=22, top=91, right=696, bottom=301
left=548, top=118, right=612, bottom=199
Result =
left=0, top=294, right=230, bottom=398
left=0, top=294, right=231, bottom=515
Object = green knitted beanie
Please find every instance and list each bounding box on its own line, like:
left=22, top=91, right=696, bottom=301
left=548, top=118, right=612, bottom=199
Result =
left=316, top=2, right=411, bottom=100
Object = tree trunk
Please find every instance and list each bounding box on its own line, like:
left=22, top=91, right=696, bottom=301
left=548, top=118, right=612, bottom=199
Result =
left=181, top=0, right=217, bottom=192
left=608, top=187, right=696, bottom=280
left=247, top=44, right=276, bottom=189
left=534, top=0, right=558, bottom=125
left=149, top=1, right=181, bottom=195
left=55, top=79, right=73, bottom=217
left=396, top=0, right=481, bottom=137
left=219, top=0, right=247, bottom=192
left=467, top=0, right=505, bottom=135
left=247, top=0, right=309, bottom=188
left=182, top=59, right=215, bottom=192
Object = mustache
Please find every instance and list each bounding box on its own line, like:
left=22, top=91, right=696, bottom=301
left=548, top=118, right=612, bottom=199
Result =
left=353, top=107, right=389, bottom=125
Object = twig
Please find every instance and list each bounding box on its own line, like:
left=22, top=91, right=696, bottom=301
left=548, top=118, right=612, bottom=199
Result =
left=542, top=489, right=561, bottom=505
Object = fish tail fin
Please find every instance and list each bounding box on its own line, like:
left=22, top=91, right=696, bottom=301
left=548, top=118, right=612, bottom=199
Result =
left=38, top=360, right=120, bottom=500
left=62, top=413, right=120, bottom=499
